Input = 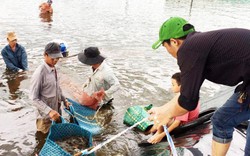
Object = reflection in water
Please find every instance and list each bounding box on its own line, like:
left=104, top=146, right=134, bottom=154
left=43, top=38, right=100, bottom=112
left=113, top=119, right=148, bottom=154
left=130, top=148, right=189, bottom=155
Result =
left=39, top=12, right=53, bottom=23
left=32, top=131, right=48, bottom=156
left=1, top=70, right=28, bottom=100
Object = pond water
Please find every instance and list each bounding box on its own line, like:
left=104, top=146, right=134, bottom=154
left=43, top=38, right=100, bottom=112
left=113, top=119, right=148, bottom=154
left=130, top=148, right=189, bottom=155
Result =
left=0, top=0, right=250, bottom=155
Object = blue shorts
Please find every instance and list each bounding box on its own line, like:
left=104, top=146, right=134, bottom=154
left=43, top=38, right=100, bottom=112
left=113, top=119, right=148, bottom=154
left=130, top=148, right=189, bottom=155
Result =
left=211, top=92, right=250, bottom=155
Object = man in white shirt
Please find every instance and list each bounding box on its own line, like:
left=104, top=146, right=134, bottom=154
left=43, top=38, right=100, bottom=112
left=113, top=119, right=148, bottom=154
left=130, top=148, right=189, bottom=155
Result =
left=77, top=47, right=120, bottom=110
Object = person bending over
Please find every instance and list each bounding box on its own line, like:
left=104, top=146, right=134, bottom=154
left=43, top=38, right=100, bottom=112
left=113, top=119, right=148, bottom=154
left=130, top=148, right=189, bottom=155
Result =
left=77, top=47, right=120, bottom=110
left=149, top=17, right=250, bottom=155
left=148, top=72, right=200, bottom=144
left=1, top=32, right=28, bottom=72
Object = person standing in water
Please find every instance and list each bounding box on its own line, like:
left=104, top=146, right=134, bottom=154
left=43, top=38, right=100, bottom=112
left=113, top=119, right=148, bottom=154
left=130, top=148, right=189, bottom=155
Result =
left=77, top=47, right=120, bottom=110
left=30, top=42, right=70, bottom=134
left=1, top=32, right=28, bottom=72
left=39, top=0, right=53, bottom=14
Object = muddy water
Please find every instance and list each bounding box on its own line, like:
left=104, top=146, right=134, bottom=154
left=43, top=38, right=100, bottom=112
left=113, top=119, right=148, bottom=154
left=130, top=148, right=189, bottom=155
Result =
left=0, top=0, right=250, bottom=155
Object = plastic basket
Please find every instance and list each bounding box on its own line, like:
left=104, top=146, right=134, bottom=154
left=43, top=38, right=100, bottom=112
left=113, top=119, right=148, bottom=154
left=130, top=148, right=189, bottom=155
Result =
left=39, top=117, right=94, bottom=156
left=65, top=98, right=103, bottom=135
left=123, top=104, right=154, bottom=131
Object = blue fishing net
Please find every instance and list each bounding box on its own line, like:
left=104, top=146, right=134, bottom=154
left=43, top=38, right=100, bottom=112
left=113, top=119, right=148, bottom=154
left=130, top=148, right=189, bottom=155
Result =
left=65, top=98, right=103, bottom=136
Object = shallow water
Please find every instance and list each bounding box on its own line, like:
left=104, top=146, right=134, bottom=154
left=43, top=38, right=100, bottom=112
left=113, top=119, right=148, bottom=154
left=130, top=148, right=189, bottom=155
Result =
left=55, top=136, right=89, bottom=155
left=0, top=0, right=250, bottom=155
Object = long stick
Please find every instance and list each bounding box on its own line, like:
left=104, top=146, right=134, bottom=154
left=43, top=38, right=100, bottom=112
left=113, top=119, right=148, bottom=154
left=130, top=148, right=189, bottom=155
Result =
left=64, top=53, right=79, bottom=58
left=74, top=117, right=148, bottom=156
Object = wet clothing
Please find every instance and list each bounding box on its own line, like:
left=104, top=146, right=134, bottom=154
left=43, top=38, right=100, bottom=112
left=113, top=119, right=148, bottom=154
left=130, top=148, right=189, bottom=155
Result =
left=36, top=118, right=52, bottom=133
left=178, top=28, right=250, bottom=111
left=211, top=93, right=250, bottom=155
left=175, top=102, right=200, bottom=125
left=83, top=60, right=120, bottom=104
left=30, top=62, right=65, bottom=133
left=1, top=43, right=28, bottom=72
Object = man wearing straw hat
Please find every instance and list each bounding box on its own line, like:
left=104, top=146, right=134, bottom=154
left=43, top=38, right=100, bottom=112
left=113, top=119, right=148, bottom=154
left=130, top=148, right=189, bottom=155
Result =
left=77, top=47, right=120, bottom=110
left=149, top=17, right=250, bottom=155
left=1, top=32, right=28, bottom=72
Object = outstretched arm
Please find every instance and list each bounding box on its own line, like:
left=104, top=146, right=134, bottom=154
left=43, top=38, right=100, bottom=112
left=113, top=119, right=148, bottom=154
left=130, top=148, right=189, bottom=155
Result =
left=148, top=120, right=181, bottom=144
left=148, top=93, right=188, bottom=130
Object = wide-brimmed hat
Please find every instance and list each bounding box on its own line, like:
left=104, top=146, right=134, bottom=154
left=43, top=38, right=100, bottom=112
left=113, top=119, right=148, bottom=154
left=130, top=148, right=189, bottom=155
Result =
left=45, top=42, right=63, bottom=58
left=7, top=32, right=17, bottom=41
left=78, top=47, right=105, bottom=65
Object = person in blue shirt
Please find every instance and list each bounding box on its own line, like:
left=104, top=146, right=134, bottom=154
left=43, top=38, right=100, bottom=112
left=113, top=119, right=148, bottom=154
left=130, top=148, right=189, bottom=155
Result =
left=1, top=32, right=28, bottom=72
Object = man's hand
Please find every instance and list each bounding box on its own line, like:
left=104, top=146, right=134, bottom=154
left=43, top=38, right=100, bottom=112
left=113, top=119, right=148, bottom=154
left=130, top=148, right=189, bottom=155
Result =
left=49, top=110, right=60, bottom=121
left=92, top=88, right=105, bottom=102
left=148, top=94, right=184, bottom=130
left=148, top=106, right=173, bottom=130
left=18, top=69, right=23, bottom=72
left=64, top=99, right=71, bottom=109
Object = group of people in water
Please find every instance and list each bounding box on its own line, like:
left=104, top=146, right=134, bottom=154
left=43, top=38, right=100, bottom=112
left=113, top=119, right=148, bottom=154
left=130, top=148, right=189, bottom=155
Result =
left=1, top=31, right=121, bottom=147
left=1, top=3, right=250, bottom=155
left=28, top=42, right=121, bottom=134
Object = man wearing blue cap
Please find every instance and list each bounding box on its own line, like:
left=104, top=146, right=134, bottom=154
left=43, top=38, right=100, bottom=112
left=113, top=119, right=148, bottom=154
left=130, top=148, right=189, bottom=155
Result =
left=149, top=17, right=250, bottom=155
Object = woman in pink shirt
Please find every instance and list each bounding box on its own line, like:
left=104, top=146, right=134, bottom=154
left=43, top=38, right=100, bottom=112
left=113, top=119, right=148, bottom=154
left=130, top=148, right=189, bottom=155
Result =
left=148, top=72, right=200, bottom=144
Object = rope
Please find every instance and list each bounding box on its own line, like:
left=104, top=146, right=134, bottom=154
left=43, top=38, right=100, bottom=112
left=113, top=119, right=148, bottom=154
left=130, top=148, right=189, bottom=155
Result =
left=163, top=125, right=178, bottom=156
left=64, top=107, right=99, bottom=126
left=75, top=118, right=148, bottom=156
left=66, top=98, right=114, bottom=123
left=88, top=98, right=113, bottom=121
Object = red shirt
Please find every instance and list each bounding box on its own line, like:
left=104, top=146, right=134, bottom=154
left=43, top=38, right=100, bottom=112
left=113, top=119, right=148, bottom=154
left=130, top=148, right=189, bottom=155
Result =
left=175, top=102, right=200, bottom=125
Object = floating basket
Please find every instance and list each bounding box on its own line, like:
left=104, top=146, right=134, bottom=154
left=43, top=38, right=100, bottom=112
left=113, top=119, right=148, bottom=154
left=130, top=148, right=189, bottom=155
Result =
left=39, top=117, right=94, bottom=156
left=123, top=104, right=154, bottom=131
